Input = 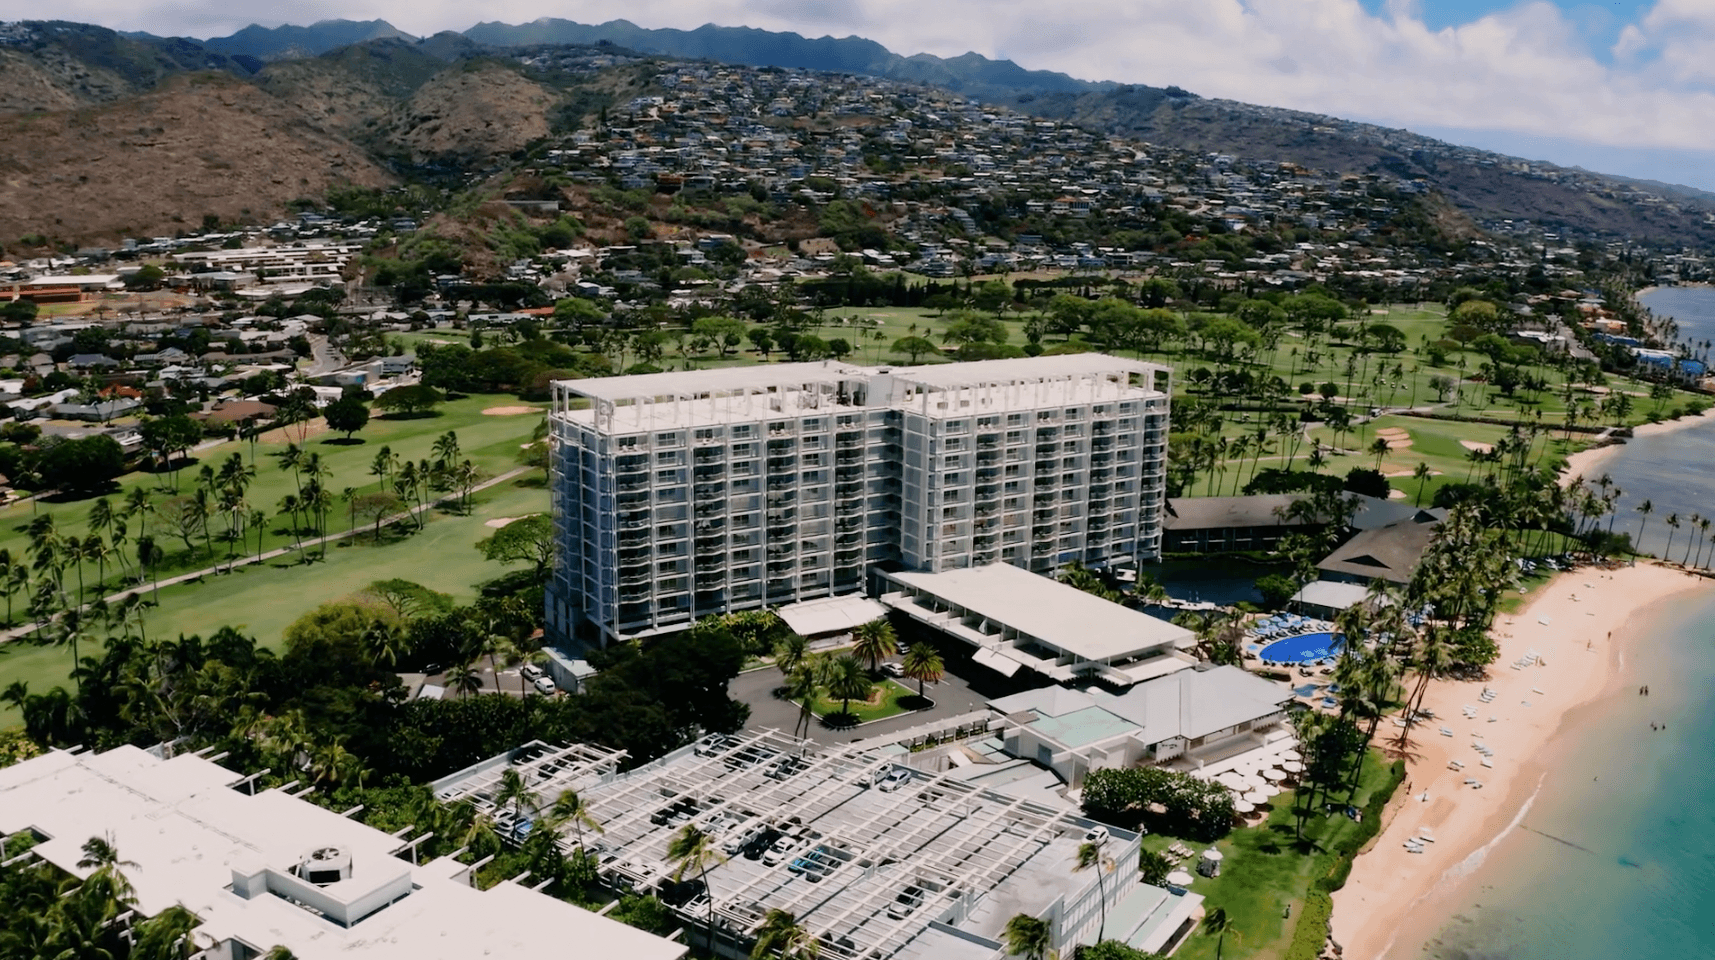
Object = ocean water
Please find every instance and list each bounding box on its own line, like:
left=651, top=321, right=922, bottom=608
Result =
left=1411, top=595, right=1715, bottom=960
left=1597, top=286, right=1715, bottom=560
left=1409, top=284, right=1715, bottom=959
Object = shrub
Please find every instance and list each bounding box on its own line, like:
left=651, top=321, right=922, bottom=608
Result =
left=1284, top=890, right=1333, bottom=960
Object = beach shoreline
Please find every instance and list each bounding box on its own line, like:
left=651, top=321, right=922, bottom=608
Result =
left=1328, top=562, right=1712, bottom=960
left=1558, top=407, right=1715, bottom=487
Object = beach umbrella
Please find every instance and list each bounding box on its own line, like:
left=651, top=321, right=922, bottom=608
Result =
left=1233, top=800, right=1256, bottom=814
left=1165, top=870, right=1194, bottom=887
left=1282, top=760, right=1305, bottom=774
left=1281, top=749, right=1302, bottom=761
left=1262, top=768, right=1286, bottom=781
left=1243, top=789, right=1271, bottom=805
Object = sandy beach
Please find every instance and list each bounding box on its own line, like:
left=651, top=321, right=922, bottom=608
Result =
left=1329, top=562, right=1712, bottom=960
left=1559, top=407, right=1715, bottom=487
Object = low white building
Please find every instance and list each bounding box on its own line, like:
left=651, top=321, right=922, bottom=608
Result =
left=878, top=561, right=1197, bottom=687
left=988, top=666, right=1293, bottom=786
left=0, top=745, right=689, bottom=960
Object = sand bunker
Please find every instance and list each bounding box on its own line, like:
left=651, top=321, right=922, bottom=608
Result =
left=484, top=516, right=524, bottom=529
left=1460, top=440, right=1495, bottom=453
left=483, top=406, right=543, bottom=416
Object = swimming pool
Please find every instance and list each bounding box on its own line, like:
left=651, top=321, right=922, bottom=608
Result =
left=1259, top=631, right=1343, bottom=664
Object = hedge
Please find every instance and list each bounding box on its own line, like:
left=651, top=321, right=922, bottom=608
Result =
left=1284, top=890, right=1333, bottom=960
left=1315, top=758, right=1407, bottom=893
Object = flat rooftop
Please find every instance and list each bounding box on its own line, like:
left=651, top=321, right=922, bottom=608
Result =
left=0, top=745, right=686, bottom=960
left=436, top=730, right=1137, bottom=960
left=885, top=562, right=1196, bottom=664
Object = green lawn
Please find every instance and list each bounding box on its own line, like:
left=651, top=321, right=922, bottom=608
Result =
left=813, top=678, right=918, bottom=723
left=1157, top=750, right=1401, bottom=960
left=0, top=394, right=544, bottom=589
left=0, top=464, right=550, bottom=728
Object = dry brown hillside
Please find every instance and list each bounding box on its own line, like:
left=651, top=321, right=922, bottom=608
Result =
left=0, top=73, right=394, bottom=244
left=382, top=62, right=555, bottom=162
left=254, top=38, right=449, bottom=143
left=0, top=46, right=140, bottom=113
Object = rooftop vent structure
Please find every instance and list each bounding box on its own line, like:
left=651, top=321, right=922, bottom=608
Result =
left=297, top=846, right=353, bottom=887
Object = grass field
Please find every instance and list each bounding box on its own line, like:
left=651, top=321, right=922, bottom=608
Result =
left=1157, top=750, right=1400, bottom=960
left=0, top=395, right=550, bottom=728
left=0, top=470, right=548, bottom=726
left=0, top=393, right=545, bottom=587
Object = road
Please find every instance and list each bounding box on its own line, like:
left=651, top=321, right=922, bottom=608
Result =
left=305, top=334, right=345, bottom=377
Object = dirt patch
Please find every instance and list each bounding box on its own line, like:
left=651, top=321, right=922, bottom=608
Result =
left=483, top=406, right=543, bottom=416
left=258, top=418, right=329, bottom=445
left=1459, top=440, right=1495, bottom=453
left=485, top=516, right=524, bottom=529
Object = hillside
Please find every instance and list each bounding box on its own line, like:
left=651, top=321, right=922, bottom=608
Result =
left=1014, top=88, right=1715, bottom=246
left=254, top=38, right=449, bottom=142
left=0, top=73, right=393, bottom=243
left=0, top=20, right=251, bottom=112
left=380, top=62, right=560, bottom=164
left=201, top=19, right=413, bottom=60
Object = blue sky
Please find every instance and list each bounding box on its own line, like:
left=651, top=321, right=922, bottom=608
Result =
left=12, top=0, right=1715, bottom=190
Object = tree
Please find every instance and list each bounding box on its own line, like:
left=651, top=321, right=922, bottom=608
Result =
left=37, top=436, right=126, bottom=494
left=545, top=788, right=604, bottom=854
left=692, top=316, right=748, bottom=356
left=1004, top=914, right=1052, bottom=960
left=900, top=642, right=944, bottom=699
left=1137, top=849, right=1172, bottom=888
left=1076, top=841, right=1111, bottom=941
left=824, top=654, right=872, bottom=716
left=351, top=492, right=405, bottom=542
left=476, top=514, right=555, bottom=578
left=1635, top=498, right=1654, bottom=555
left=752, top=909, right=819, bottom=960
left=892, top=335, right=938, bottom=363
left=850, top=618, right=896, bottom=673
left=492, top=767, right=538, bottom=838
left=784, top=663, right=820, bottom=738
left=374, top=384, right=445, bottom=417
left=668, top=824, right=727, bottom=956
left=1203, top=907, right=1237, bottom=960
left=324, top=396, right=371, bottom=439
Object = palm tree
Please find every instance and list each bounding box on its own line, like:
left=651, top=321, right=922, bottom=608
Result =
left=1635, top=499, right=1654, bottom=556
left=774, top=633, right=810, bottom=679
left=785, top=663, right=820, bottom=738
left=1665, top=513, right=1680, bottom=564
left=668, top=824, right=728, bottom=956
left=1203, top=906, right=1237, bottom=960
left=1412, top=461, right=1432, bottom=506
left=77, top=832, right=140, bottom=895
left=1003, top=914, right=1051, bottom=960
left=850, top=618, right=896, bottom=673
left=825, top=654, right=872, bottom=717
left=901, top=643, right=944, bottom=699
left=752, top=909, right=819, bottom=960
left=545, top=788, right=604, bottom=854
left=1075, top=841, right=1111, bottom=941
left=492, top=767, right=537, bottom=839
left=448, top=661, right=483, bottom=698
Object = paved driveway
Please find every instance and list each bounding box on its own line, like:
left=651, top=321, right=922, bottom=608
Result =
left=729, top=641, right=1042, bottom=745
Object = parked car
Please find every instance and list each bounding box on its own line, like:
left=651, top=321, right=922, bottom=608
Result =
left=521, top=662, right=544, bottom=681
left=762, top=836, right=801, bottom=866
left=1083, top=826, right=1110, bottom=846
left=694, top=734, right=732, bottom=757
left=887, top=885, right=925, bottom=920
left=881, top=661, right=905, bottom=677
left=533, top=675, right=557, bottom=695
left=878, top=768, right=913, bottom=792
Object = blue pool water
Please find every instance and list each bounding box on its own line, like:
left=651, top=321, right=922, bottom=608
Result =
left=1259, top=631, right=1342, bottom=664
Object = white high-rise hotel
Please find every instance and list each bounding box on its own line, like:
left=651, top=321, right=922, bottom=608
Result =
left=546, top=354, right=1171, bottom=646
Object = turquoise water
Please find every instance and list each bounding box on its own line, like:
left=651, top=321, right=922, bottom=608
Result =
left=1413, top=594, right=1715, bottom=960
left=1412, top=286, right=1715, bottom=960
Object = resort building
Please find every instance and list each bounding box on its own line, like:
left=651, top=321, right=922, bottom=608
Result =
left=1316, top=511, right=1443, bottom=586
left=0, top=744, right=688, bottom=960
left=546, top=354, right=1173, bottom=646
left=876, top=560, right=1198, bottom=687
left=987, top=666, right=1294, bottom=786
left=434, top=731, right=1205, bottom=960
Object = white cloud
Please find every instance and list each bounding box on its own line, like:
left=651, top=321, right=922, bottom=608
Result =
left=13, top=0, right=1715, bottom=154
